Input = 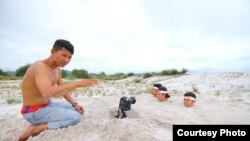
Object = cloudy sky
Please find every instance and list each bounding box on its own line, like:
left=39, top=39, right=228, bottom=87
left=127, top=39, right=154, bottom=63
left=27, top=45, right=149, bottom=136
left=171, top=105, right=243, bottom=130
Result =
left=0, top=0, right=249, bottom=74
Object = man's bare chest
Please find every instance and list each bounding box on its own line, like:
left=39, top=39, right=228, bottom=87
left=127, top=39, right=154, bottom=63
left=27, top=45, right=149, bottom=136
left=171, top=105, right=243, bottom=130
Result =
left=47, top=70, right=59, bottom=85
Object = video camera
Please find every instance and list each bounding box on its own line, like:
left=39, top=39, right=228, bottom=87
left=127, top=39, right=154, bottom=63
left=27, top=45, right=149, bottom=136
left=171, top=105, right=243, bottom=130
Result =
left=115, top=96, right=136, bottom=119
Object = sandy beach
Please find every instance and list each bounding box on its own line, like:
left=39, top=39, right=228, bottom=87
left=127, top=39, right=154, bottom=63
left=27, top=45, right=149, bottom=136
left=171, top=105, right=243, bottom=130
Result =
left=0, top=72, right=250, bottom=141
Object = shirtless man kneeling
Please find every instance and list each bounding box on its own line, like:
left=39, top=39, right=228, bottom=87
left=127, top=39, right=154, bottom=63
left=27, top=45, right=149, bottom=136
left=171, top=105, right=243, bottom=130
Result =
left=17, top=39, right=98, bottom=141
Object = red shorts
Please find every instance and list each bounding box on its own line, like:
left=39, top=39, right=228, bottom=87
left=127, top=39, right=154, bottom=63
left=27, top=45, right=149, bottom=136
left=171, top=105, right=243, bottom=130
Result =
left=21, top=103, right=48, bottom=114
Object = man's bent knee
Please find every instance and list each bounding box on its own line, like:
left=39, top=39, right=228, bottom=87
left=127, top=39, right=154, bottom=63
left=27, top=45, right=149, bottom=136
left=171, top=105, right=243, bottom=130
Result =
left=48, top=112, right=81, bottom=129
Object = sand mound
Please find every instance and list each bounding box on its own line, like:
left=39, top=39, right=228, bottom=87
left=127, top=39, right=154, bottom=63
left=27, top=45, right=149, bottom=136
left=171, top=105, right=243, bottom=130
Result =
left=0, top=72, right=249, bottom=141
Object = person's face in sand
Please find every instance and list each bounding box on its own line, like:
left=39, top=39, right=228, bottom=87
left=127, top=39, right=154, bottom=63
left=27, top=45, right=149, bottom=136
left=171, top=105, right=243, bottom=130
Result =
left=183, top=96, right=196, bottom=107
left=151, top=88, right=159, bottom=97
left=156, top=93, right=167, bottom=102
left=151, top=84, right=162, bottom=97
left=156, top=86, right=169, bottom=102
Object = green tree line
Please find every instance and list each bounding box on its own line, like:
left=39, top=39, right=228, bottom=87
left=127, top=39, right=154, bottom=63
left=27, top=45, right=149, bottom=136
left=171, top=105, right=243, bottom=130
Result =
left=0, top=64, right=188, bottom=80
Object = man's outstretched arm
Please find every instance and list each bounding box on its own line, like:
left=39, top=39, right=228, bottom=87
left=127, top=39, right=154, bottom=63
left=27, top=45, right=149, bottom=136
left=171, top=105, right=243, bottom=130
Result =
left=34, top=66, right=98, bottom=98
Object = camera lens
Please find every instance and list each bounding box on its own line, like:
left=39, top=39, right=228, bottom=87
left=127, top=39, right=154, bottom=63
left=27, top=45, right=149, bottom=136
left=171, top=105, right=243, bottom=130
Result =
left=129, top=96, right=136, bottom=104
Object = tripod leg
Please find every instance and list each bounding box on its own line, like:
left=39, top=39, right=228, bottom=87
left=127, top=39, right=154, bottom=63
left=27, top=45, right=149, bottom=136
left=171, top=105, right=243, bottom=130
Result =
left=115, top=108, right=122, bottom=118
left=121, top=110, right=127, bottom=119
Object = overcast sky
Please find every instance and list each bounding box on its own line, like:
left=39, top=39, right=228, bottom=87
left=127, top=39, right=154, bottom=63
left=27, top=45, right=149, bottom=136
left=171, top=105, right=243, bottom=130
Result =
left=0, top=0, right=250, bottom=74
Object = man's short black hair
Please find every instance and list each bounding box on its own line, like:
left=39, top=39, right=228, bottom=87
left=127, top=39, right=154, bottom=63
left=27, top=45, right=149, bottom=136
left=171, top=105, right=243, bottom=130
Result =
left=153, top=83, right=162, bottom=88
left=184, top=92, right=196, bottom=99
left=53, top=39, right=74, bottom=54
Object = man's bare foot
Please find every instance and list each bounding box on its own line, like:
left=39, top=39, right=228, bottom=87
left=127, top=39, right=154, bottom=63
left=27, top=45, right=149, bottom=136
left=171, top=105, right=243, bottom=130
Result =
left=17, top=125, right=34, bottom=141
left=17, top=124, right=48, bottom=141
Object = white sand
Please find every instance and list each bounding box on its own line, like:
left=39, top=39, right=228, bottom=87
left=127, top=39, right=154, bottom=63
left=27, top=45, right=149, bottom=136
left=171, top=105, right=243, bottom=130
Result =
left=0, top=72, right=250, bottom=141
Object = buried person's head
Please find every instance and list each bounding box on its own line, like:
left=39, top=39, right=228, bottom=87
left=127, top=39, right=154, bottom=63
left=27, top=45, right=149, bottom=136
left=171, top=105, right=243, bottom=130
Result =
left=151, top=83, right=162, bottom=96
left=183, top=92, right=196, bottom=107
left=156, top=86, right=170, bottom=102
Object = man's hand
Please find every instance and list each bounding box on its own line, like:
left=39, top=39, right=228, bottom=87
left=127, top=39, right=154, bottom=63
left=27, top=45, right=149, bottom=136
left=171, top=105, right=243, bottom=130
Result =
left=74, top=104, right=85, bottom=115
left=78, top=79, right=98, bottom=87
